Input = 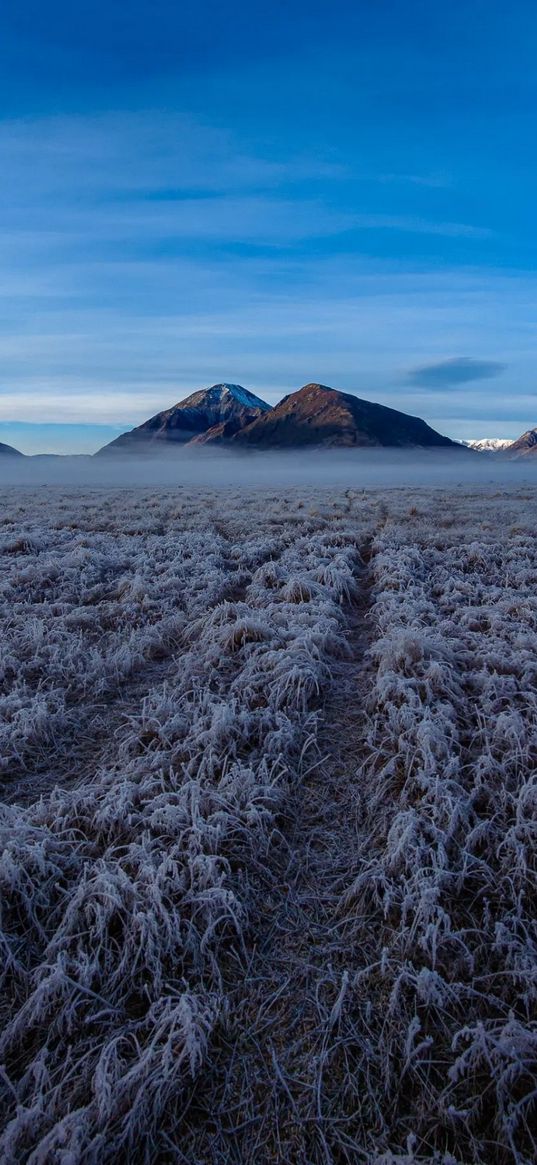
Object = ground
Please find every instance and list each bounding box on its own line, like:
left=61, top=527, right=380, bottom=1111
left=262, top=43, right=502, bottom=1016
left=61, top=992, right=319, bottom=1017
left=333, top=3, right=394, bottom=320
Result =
left=0, top=485, right=536, bottom=1164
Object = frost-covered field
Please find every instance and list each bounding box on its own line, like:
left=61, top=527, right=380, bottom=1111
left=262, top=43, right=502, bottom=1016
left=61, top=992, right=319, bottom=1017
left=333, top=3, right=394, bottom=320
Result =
left=0, top=485, right=536, bottom=1164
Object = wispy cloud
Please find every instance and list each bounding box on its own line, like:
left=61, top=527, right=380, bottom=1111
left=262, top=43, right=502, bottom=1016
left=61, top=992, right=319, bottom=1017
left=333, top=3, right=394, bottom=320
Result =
left=0, top=110, right=493, bottom=257
left=0, top=111, right=343, bottom=204
left=377, top=172, right=452, bottom=189
left=406, top=356, right=507, bottom=389
left=0, top=269, right=534, bottom=435
left=3, top=196, right=359, bottom=248
left=352, top=215, right=493, bottom=239
left=0, top=107, right=531, bottom=444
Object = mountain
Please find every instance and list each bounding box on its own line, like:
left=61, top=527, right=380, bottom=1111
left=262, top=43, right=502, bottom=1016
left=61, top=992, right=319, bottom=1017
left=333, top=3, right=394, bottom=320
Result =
left=232, top=383, right=461, bottom=449
left=0, top=440, right=23, bottom=457
left=507, top=428, right=537, bottom=457
left=96, top=381, right=465, bottom=456
left=463, top=438, right=513, bottom=453
left=189, top=418, right=249, bottom=445
left=96, top=384, right=271, bottom=454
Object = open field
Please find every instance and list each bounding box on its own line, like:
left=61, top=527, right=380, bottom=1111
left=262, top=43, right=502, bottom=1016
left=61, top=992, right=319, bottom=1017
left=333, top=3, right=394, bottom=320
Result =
left=0, top=485, right=536, bottom=1164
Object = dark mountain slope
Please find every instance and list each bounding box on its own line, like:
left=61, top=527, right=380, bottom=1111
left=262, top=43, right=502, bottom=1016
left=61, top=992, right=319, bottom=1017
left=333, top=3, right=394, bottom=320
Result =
left=0, top=441, right=24, bottom=457
left=233, top=383, right=460, bottom=449
left=96, top=384, right=271, bottom=454
left=508, top=428, right=537, bottom=456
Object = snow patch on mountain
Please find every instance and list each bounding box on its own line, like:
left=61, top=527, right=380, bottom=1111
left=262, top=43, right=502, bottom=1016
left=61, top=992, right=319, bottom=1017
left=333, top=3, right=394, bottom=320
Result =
left=181, top=384, right=271, bottom=413
left=96, top=384, right=272, bottom=453
left=463, top=438, right=513, bottom=452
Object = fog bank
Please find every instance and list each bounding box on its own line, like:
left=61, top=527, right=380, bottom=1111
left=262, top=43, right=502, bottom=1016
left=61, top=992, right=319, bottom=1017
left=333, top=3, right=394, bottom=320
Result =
left=0, top=447, right=535, bottom=490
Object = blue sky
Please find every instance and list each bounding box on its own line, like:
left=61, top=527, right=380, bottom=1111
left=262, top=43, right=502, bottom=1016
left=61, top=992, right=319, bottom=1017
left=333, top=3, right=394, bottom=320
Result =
left=1, top=0, right=537, bottom=452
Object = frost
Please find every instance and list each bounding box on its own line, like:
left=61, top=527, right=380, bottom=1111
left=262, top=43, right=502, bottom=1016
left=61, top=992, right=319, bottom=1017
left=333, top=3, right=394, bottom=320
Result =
left=0, top=484, right=536, bottom=1162
left=0, top=484, right=365, bottom=1160
left=343, top=495, right=537, bottom=1163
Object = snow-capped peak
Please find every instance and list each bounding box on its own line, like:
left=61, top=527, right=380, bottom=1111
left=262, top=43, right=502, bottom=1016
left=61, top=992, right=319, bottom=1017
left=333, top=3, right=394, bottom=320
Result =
left=222, top=384, right=272, bottom=410
left=463, top=438, right=513, bottom=453
left=181, top=384, right=271, bottom=412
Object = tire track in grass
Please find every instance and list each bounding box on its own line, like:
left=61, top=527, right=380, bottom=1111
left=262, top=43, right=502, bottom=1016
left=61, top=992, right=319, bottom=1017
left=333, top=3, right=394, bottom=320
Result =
left=174, top=538, right=377, bottom=1165
left=1, top=527, right=285, bottom=807
left=0, top=503, right=373, bottom=1163
left=325, top=526, right=537, bottom=1164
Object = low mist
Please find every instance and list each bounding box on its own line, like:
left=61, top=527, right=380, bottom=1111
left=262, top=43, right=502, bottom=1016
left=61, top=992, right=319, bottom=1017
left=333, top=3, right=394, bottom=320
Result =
left=0, top=447, right=536, bottom=491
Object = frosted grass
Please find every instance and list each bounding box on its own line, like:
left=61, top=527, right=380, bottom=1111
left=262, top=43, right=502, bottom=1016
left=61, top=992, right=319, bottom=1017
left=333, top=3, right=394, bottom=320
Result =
left=0, top=485, right=535, bottom=1163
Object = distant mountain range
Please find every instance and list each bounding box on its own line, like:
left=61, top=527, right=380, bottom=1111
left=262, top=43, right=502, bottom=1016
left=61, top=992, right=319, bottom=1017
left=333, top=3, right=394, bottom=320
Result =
left=2, top=385, right=537, bottom=458
left=463, top=438, right=514, bottom=453
left=463, top=433, right=537, bottom=457
left=96, top=382, right=462, bottom=454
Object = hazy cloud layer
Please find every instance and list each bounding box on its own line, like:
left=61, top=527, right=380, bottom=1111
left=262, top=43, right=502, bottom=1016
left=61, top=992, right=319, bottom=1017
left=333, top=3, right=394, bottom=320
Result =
left=407, top=357, right=507, bottom=389
left=2, top=448, right=537, bottom=492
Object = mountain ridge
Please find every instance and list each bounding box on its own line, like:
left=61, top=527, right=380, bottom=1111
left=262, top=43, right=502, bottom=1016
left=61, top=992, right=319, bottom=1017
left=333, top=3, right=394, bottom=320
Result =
left=96, top=381, right=462, bottom=454
left=463, top=438, right=513, bottom=453
left=507, top=428, right=537, bottom=456
left=96, top=384, right=271, bottom=454
left=0, top=440, right=24, bottom=457
left=231, top=383, right=461, bottom=450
